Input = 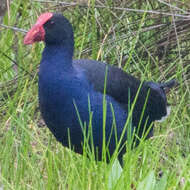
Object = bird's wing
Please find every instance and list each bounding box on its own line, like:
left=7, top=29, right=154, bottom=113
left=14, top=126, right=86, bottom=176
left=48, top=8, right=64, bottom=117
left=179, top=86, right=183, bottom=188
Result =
left=73, top=59, right=176, bottom=122
left=73, top=59, right=142, bottom=106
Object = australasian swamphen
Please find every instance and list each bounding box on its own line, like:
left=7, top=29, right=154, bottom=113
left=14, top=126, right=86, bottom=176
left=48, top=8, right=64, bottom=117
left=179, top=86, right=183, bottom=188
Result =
left=24, top=13, right=176, bottom=165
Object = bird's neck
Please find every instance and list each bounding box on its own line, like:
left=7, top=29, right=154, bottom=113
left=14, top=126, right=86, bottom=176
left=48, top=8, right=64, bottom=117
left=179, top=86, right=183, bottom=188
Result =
left=41, top=42, right=74, bottom=71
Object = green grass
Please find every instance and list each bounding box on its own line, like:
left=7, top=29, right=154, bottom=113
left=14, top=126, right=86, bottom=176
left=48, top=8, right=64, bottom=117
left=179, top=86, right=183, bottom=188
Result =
left=0, top=0, right=190, bottom=189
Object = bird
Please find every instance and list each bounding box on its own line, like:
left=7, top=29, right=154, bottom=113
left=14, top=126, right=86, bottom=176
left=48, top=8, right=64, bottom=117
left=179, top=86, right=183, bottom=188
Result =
left=24, top=12, right=176, bottom=165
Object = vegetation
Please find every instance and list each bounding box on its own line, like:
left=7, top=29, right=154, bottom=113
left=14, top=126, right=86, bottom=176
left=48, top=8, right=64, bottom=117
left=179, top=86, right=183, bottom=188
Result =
left=0, top=0, right=190, bottom=189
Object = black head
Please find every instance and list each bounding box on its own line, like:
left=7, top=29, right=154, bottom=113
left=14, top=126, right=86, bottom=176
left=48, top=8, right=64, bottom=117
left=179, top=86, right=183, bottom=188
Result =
left=24, top=13, right=74, bottom=46
left=44, top=13, right=74, bottom=45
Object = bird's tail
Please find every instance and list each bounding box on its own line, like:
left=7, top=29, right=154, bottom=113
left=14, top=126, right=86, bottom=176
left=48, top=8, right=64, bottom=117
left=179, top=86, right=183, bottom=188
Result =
left=145, top=79, right=177, bottom=123
left=159, top=79, right=178, bottom=93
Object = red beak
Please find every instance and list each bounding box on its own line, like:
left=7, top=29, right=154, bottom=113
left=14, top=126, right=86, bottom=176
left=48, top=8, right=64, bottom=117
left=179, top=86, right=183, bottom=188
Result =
left=24, top=12, right=53, bottom=45
left=24, top=25, right=45, bottom=44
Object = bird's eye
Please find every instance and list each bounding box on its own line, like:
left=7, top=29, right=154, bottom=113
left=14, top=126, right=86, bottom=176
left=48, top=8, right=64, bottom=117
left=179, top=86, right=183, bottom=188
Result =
left=50, top=20, right=54, bottom=25
left=44, top=20, right=55, bottom=29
